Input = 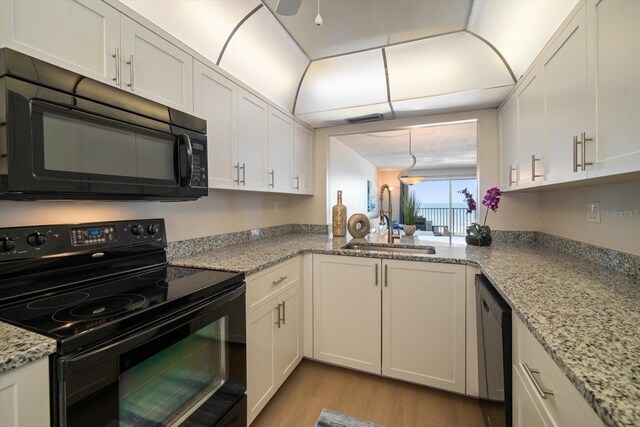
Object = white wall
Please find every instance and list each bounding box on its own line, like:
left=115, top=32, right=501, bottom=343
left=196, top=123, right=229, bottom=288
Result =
left=0, top=190, right=293, bottom=242
left=328, top=137, right=379, bottom=223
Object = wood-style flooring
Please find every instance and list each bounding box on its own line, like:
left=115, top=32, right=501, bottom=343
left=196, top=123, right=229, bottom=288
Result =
left=250, top=359, right=485, bottom=427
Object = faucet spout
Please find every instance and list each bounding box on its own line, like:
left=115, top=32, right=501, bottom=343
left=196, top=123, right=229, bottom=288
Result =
left=379, top=184, right=397, bottom=243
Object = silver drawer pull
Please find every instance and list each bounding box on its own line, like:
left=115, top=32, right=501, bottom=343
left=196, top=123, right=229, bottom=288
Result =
left=522, top=363, right=554, bottom=399
left=272, top=276, right=288, bottom=286
left=275, top=304, right=282, bottom=328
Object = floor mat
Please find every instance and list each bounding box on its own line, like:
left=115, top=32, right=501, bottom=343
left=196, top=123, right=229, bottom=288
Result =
left=315, top=408, right=384, bottom=427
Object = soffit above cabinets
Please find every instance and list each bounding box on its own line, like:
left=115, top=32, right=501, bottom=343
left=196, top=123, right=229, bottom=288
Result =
left=117, top=0, right=578, bottom=128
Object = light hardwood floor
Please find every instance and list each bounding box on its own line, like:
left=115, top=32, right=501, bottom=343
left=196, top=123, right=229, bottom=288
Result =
left=251, top=359, right=484, bottom=427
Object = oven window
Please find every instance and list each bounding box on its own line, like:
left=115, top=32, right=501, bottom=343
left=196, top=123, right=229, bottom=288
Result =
left=118, top=317, right=228, bottom=426
left=41, top=110, right=175, bottom=181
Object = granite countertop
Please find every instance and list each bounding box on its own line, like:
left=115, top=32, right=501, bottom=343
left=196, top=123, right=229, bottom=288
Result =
left=170, top=233, right=640, bottom=427
left=0, top=321, right=56, bottom=373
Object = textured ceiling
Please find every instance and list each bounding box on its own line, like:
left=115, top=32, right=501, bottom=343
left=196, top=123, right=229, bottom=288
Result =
left=334, top=121, right=477, bottom=170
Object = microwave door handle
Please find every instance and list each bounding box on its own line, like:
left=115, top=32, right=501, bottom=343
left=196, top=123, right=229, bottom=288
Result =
left=177, top=134, right=193, bottom=187
left=183, top=134, right=193, bottom=186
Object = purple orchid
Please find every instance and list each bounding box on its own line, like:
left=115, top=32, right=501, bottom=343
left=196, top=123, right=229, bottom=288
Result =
left=482, top=187, right=502, bottom=212
left=458, top=188, right=477, bottom=214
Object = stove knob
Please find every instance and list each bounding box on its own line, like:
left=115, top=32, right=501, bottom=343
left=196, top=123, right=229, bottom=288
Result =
left=27, top=232, right=47, bottom=246
left=0, top=236, right=16, bottom=252
left=131, top=224, right=143, bottom=235
left=147, top=225, right=158, bottom=235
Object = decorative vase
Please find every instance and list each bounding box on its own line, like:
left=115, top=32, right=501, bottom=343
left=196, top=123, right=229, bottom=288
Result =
left=404, top=224, right=417, bottom=235
left=332, top=190, right=347, bottom=237
left=465, top=232, right=492, bottom=246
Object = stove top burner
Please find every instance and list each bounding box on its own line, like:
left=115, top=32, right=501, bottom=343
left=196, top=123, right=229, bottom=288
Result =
left=26, top=292, right=90, bottom=310
left=52, top=294, right=146, bottom=322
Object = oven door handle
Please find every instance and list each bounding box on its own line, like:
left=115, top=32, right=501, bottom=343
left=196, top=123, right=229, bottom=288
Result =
left=61, top=283, right=245, bottom=374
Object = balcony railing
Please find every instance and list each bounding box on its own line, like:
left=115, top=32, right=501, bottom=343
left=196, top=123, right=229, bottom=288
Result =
left=417, top=207, right=476, bottom=235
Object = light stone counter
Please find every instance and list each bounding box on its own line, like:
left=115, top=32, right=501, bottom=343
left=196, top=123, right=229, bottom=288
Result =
left=170, top=232, right=640, bottom=427
left=0, top=321, right=56, bottom=373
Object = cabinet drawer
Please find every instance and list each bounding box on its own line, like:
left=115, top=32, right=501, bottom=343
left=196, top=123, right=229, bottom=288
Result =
left=513, top=316, right=603, bottom=427
left=246, top=257, right=300, bottom=313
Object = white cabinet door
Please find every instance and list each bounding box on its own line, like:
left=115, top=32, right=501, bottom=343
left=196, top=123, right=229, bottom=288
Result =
left=247, top=300, right=278, bottom=424
left=381, top=260, right=466, bottom=393
left=267, top=107, right=294, bottom=193
left=313, top=255, right=381, bottom=374
left=120, top=16, right=193, bottom=113
left=542, top=6, right=589, bottom=184
left=0, top=357, right=50, bottom=427
left=513, top=367, right=553, bottom=427
left=294, top=123, right=314, bottom=194
left=499, top=98, right=518, bottom=191
left=0, top=0, right=120, bottom=86
left=275, top=284, right=303, bottom=384
left=517, top=65, right=545, bottom=188
left=194, top=61, right=239, bottom=189
left=237, top=88, right=269, bottom=192
left=586, top=0, right=640, bottom=178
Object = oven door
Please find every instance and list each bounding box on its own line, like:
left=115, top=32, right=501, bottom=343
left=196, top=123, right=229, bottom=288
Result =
left=56, top=284, right=246, bottom=427
left=3, top=77, right=207, bottom=200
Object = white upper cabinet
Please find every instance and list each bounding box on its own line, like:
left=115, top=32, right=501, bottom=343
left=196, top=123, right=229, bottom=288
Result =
left=585, top=0, right=640, bottom=178
left=542, top=6, right=589, bottom=185
left=237, top=88, right=269, bottom=192
left=499, top=97, right=518, bottom=191
left=0, top=0, right=121, bottom=86
left=293, top=123, right=314, bottom=194
left=516, top=65, right=544, bottom=188
left=267, top=107, right=294, bottom=193
left=120, top=16, right=193, bottom=113
left=194, top=61, right=238, bottom=189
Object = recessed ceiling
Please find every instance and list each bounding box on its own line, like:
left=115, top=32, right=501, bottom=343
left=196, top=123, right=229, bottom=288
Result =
left=262, top=0, right=473, bottom=59
left=334, top=121, right=477, bottom=170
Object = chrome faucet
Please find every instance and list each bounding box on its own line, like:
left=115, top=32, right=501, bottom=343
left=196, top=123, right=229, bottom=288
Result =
left=379, top=184, right=399, bottom=243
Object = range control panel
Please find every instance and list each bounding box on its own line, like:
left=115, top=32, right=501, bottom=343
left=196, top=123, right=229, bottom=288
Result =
left=0, top=219, right=166, bottom=260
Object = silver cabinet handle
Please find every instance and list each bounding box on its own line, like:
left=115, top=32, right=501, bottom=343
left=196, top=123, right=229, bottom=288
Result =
left=384, top=264, right=388, bottom=287
left=522, top=363, right=554, bottom=399
left=531, top=155, right=542, bottom=181
left=275, top=304, right=281, bottom=328
left=282, top=300, right=286, bottom=325
left=234, top=162, right=240, bottom=184
left=125, top=54, right=134, bottom=91
left=295, top=174, right=300, bottom=191
left=509, top=166, right=517, bottom=186
left=241, top=163, right=246, bottom=185
left=111, top=47, right=120, bottom=86
left=573, top=135, right=582, bottom=172
left=375, top=264, right=379, bottom=286
left=272, top=276, right=287, bottom=286
left=269, top=170, right=275, bottom=188
left=580, top=132, right=593, bottom=171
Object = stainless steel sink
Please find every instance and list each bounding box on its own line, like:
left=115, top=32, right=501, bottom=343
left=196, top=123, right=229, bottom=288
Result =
left=341, top=243, right=436, bottom=255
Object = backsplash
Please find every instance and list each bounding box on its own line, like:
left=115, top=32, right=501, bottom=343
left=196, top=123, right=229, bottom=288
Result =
left=166, top=224, right=329, bottom=260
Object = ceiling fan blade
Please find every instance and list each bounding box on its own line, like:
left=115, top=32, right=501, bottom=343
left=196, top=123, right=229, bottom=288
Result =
left=275, top=0, right=302, bottom=16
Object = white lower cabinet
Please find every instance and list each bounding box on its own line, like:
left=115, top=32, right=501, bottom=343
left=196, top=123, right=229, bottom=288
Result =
left=246, top=258, right=303, bottom=425
left=313, top=255, right=466, bottom=394
left=512, top=316, right=603, bottom=427
left=0, top=356, right=50, bottom=427
left=382, top=260, right=466, bottom=393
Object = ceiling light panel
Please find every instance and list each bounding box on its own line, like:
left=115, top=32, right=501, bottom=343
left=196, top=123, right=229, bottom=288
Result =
left=468, top=0, right=579, bottom=80
left=392, top=86, right=513, bottom=119
left=385, top=32, right=513, bottom=102
left=295, top=50, right=388, bottom=115
left=296, top=103, right=392, bottom=128
left=118, top=0, right=259, bottom=62
left=220, top=7, right=310, bottom=111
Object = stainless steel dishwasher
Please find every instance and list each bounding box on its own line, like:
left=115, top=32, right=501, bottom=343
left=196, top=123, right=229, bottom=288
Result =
left=476, top=274, right=512, bottom=427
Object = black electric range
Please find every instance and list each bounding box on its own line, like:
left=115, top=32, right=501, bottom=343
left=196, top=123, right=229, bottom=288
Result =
left=0, top=219, right=247, bottom=427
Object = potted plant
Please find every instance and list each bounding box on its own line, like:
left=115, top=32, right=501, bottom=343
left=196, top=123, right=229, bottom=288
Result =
left=401, top=191, right=421, bottom=235
left=459, top=187, right=502, bottom=246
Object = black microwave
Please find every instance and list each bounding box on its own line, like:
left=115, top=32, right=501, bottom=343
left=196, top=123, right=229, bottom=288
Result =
left=0, top=48, right=208, bottom=201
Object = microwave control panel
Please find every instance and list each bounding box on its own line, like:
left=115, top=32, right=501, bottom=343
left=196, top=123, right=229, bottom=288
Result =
left=71, top=226, right=116, bottom=246
left=190, top=142, right=207, bottom=188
